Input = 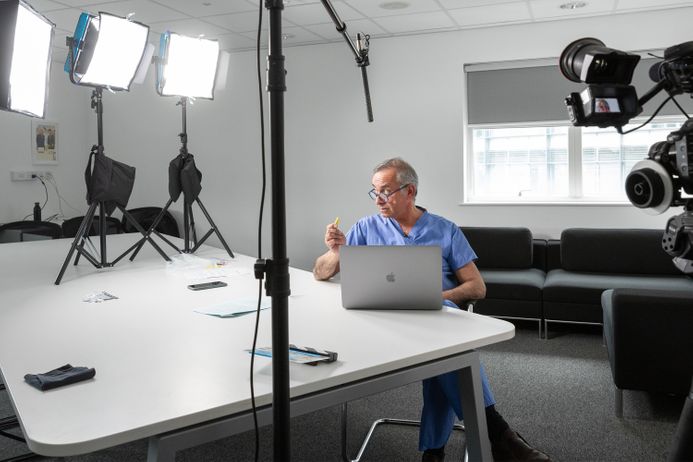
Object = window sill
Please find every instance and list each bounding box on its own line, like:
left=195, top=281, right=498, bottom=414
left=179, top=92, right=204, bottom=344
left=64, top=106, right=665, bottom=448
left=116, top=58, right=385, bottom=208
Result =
left=461, top=200, right=630, bottom=206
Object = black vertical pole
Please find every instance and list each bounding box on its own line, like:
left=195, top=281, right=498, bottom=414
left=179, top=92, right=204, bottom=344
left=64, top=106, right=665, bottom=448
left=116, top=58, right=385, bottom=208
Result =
left=94, top=88, right=107, bottom=266
left=180, top=97, right=192, bottom=252
left=266, top=0, right=291, bottom=460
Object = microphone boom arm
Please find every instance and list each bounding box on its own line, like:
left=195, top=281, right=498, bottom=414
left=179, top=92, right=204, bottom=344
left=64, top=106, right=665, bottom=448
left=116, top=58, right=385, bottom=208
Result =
left=319, top=0, right=374, bottom=122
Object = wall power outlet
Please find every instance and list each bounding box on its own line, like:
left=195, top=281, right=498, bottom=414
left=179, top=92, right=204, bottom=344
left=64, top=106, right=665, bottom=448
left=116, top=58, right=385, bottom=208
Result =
left=10, top=170, right=52, bottom=181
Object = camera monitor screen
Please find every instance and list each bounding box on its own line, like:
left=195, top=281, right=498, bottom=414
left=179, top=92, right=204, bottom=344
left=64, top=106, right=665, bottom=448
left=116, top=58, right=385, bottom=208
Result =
left=594, top=97, right=620, bottom=113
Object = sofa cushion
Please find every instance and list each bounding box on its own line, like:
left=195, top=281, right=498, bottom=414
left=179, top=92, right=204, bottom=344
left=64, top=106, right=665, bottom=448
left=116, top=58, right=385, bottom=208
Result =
left=543, top=269, right=693, bottom=304
left=560, top=228, right=679, bottom=275
left=474, top=299, right=542, bottom=321
left=602, top=288, right=693, bottom=394
left=480, top=268, right=545, bottom=301
left=460, top=227, right=532, bottom=269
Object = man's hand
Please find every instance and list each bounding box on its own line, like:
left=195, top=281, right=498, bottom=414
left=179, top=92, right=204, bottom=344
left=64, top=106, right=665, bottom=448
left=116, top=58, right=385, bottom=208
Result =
left=314, top=222, right=346, bottom=281
left=324, top=222, right=346, bottom=252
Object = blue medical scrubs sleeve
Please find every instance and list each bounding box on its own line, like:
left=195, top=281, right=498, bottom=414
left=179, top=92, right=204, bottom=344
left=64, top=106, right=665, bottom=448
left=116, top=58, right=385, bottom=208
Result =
left=449, top=226, right=477, bottom=271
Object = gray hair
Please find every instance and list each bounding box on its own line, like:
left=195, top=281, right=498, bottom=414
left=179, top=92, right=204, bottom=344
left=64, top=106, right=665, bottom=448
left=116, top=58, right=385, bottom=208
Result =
left=373, top=157, right=418, bottom=195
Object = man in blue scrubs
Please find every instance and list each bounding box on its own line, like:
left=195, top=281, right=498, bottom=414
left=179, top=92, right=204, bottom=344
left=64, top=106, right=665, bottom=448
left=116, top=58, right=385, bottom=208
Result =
left=314, top=158, right=550, bottom=462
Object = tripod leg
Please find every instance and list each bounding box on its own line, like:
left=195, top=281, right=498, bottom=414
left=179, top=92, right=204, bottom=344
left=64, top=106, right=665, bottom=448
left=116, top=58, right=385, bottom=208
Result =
left=73, top=207, right=98, bottom=266
left=129, top=199, right=180, bottom=262
left=56, top=203, right=99, bottom=285
left=113, top=206, right=171, bottom=264
left=189, top=205, right=198, bottom=248
left=193, top=198, right=234, bottom=258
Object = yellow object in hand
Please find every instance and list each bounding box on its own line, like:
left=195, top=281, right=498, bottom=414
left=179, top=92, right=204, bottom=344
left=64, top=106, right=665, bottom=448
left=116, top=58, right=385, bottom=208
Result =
left=334, top=217, right=340, bottom=228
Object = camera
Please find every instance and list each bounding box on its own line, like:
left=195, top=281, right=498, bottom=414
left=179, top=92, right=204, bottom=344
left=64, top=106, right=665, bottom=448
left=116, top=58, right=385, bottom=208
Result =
left=559, top=37, right=693, bottom=273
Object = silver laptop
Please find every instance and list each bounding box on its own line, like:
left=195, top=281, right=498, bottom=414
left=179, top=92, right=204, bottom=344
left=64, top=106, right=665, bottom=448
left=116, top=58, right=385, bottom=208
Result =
left=340, top=245, right=443, bottom=310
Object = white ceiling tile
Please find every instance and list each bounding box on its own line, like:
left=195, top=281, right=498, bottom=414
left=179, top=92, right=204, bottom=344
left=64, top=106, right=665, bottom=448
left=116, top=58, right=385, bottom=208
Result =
left=307, top=19, right=387, bottom=39
left=448, top=2, right=531, bottom=26
left=147, top=0, right=256, bottom=17
left=56, top=0, right=120, bottom=6
left=148, top=18, right=230, bottom=36
left=615, top=0, right=693, bottom=11
left=203, top=11, right=266, bottom=33
left=84, top=0, right=187, bottom=23
left=373, top=11, right=455, bottom=33
left=283, top=1, right=363, bottom=25
left=280, top=26, right=324, bottom=44
left=529, top=0, right=616, bottom=19
left=439, top=0, right=525, bottom=7
left=24, top=0, right=67, bottom=12
left=344, top=0, right=441, bottom=17
left=43, top=8, right=85, bottom=31
left=208, top=33, right=256, bottom=51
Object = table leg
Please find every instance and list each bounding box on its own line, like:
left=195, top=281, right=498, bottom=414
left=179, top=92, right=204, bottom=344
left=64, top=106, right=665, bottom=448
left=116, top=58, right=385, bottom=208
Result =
left=457, top=351, right=492, bottom=461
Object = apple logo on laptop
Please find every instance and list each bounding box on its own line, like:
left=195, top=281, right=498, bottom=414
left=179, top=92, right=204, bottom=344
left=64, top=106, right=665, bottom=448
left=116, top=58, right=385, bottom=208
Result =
left=386, top=272, right=396, bottom=283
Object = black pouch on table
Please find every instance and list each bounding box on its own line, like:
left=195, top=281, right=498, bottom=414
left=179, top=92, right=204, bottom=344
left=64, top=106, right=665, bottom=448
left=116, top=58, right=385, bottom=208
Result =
left=24, top=364, right=96, bottom=391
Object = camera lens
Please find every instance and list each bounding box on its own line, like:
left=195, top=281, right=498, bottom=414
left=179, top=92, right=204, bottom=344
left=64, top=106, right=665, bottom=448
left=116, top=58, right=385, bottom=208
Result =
left=559, top=37, right=606, bottom=82
left=625, top=168, right=664, bottom=208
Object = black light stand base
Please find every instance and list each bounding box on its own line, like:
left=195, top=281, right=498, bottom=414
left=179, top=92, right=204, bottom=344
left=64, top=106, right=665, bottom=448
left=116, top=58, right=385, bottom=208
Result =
left=128, top=196, right=234, bottom=261
left=55, top=200, right=171, bottom=285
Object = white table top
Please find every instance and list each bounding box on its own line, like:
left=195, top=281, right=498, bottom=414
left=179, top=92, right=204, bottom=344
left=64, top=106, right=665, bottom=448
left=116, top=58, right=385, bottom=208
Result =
left=0, top=235, right=514, bottom=456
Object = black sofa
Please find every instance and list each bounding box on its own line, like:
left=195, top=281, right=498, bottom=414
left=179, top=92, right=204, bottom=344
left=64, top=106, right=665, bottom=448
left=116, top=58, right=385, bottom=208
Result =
left=602, top=288, right=693, bottom=417
left=457, top=226, right=693, bottom=339
left=543, top=228, right=693, bottom=336
left=460, top=226, right=546, bottom=336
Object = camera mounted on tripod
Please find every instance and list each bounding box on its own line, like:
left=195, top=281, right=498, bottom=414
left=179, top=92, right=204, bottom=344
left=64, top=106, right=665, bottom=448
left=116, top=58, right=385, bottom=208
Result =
left=559, top=37, right=693, bottom=273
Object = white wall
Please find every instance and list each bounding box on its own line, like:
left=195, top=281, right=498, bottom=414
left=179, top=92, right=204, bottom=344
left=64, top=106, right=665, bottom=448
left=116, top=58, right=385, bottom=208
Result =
left=0, top=64, right=90, bottom=223
left=7, top=8, right=689, bottom=271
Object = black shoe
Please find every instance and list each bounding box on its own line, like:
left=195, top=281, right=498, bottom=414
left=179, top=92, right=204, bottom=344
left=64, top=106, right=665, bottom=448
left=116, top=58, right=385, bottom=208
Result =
left=422, top=449, right=445, bottom=462
left=491, top=428, right=551, bottom=461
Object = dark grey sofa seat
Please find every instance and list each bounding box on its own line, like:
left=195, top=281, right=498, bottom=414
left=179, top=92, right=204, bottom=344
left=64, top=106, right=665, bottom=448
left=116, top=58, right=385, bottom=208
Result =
left=602, top=288, right=693, bottom=417
left=543, top=228, right=693, bottom=332
left=460, top=226, right=545, bottom=336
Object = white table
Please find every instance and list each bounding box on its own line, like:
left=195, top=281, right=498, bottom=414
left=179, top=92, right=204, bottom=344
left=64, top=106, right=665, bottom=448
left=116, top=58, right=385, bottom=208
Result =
left=0, top=235, right=514, bottom=461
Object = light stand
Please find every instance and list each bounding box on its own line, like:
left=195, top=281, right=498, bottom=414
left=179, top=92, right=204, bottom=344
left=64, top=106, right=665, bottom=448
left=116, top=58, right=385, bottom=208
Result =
left=55, top=88, right=171, bottom=285
left=253, top=1, right=291, bottom=460
left=254, top=1, right=375, bottom=459
left=126, top=96, right=234, bottom=261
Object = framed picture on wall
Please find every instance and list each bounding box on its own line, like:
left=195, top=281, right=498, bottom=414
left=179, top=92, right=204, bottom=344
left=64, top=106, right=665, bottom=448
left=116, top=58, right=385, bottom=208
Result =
left=31, top=119, right=58, bottom=165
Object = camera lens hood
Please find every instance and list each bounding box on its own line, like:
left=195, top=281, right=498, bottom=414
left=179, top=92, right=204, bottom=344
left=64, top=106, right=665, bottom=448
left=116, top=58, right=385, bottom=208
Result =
left=625, top=160, right=674, bottom=215
left=559, top=37, right=605, bottom=83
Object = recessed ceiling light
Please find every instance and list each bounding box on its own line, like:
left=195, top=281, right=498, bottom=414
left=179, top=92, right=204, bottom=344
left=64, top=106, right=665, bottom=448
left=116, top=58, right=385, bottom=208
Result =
left=560, top=1, right=587, bottom=9
left=379, top=1, right=410, bottom=10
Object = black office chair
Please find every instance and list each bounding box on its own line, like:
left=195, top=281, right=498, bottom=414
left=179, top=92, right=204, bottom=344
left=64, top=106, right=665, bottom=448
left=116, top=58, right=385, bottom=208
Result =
left=342, top=301, right=477, bottom=462
left=0, top=220, right=62, bottom=243
left=121, top=207, right=180, bottom=238
left=61, top=216, right=123, bottom=238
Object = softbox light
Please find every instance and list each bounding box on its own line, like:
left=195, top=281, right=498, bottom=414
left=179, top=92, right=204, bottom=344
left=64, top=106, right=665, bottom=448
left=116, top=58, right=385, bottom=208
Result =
left=0, top=0, right=54, bottom=118
left=156, top=32, right=220, bottom=99
left=65, top=12, right=149, bottom=91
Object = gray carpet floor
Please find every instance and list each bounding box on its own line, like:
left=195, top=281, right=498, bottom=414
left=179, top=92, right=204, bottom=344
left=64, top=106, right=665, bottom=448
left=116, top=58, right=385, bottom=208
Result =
left=1, top=324, right=685, bottom=461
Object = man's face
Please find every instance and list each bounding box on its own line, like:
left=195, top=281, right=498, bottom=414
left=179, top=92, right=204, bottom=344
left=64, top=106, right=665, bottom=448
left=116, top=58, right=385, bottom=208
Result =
left=371, top=168, right=412, bottom=218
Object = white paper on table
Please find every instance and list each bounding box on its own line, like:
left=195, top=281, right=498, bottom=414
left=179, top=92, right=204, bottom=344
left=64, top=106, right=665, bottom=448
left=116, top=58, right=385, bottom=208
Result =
left=194, top=297, right=271, bottom=318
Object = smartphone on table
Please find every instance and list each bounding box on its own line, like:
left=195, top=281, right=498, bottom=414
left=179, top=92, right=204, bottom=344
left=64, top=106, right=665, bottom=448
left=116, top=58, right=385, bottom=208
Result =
left=187, top=281, right=227, bottom=291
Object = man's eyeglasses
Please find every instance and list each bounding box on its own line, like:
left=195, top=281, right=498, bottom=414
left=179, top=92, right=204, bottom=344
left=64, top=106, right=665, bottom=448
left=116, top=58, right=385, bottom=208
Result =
left=368, top=184, right=409, bottom=202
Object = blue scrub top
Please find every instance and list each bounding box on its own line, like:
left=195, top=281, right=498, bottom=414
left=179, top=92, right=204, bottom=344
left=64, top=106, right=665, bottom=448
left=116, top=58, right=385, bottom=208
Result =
left=345, top=210, right=477, bottom=292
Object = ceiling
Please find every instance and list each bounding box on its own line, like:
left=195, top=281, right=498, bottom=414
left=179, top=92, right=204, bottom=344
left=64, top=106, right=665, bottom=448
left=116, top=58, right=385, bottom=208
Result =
left=27, top=0, right=693, bottom=63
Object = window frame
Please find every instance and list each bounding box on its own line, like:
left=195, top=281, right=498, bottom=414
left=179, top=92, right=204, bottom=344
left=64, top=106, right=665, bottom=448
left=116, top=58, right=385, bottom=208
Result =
left=463, top=115, right=686, bottom=205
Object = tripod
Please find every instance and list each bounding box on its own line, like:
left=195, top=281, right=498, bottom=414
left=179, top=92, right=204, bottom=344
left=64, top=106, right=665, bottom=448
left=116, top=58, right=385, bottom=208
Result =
left=55, top=88, right=171, bottom=285
left=128, top=97, right=233, bottom=261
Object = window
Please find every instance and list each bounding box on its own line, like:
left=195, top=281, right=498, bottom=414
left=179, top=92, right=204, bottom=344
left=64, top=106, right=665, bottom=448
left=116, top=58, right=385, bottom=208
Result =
left=465, top=117, right=686, bottom=203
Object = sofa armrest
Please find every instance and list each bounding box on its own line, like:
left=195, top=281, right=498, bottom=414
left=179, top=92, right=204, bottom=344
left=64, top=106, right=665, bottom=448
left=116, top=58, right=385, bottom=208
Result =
left=602, top=288, right=693, bottom=394
left=532, top=239, right=547, bottom=271
left=547, top=239, right=561, bottom=271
